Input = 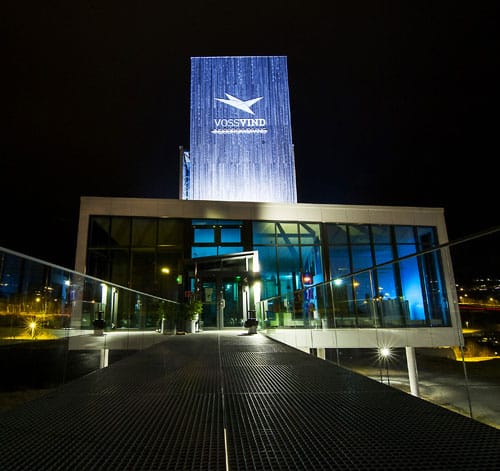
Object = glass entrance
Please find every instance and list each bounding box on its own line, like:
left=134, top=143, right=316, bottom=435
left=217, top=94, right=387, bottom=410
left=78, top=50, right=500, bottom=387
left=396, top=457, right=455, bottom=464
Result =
left=188, top=251, right=258, bottom=330
left=221, top=278, right=243, bottom=327
left=199, top=276, right=245, bottom=329
left=199, top=280, right=217, bottom=328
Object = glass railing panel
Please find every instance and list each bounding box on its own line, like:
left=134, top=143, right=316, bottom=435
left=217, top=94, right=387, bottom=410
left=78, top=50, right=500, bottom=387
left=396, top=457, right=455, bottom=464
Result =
left=0, top=247, right=180, bottom=411
left=257, top=227, right=499, bottom=429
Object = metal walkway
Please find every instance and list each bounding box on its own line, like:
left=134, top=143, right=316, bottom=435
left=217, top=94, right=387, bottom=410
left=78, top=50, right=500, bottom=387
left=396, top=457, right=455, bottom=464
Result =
left=1, top=331, right=499, bottom=470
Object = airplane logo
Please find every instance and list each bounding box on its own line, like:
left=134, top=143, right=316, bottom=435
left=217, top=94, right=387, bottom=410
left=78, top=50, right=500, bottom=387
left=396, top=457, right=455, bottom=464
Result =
left=215, top=93, right=263, bottom=115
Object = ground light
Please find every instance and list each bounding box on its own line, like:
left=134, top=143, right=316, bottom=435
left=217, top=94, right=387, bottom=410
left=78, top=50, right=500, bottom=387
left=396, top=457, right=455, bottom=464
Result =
left=20, top=318, right=41, bottom=340
left=28, top=320, right=37, bottom=339
left=378, top=346, right=392, bottom=385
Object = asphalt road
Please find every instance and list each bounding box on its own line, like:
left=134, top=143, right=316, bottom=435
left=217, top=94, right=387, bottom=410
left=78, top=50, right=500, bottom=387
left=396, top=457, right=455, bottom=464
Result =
left=337, top=350, right=500, bottom=430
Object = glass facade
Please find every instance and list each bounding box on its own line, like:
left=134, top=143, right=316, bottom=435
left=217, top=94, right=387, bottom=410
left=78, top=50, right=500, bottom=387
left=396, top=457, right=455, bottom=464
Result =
left=321, top=223, right=450, bottom=328
left=87, top=217, right=186, bottom=300
left=191, top=220, right=244, bottom=258
left=86, top=216, right=450, bottom=329
left=253, top=221, right=323, bottom=301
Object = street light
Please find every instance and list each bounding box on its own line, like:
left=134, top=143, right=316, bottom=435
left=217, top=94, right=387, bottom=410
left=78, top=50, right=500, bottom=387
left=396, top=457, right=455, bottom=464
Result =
left=378, top=346, right=392, bottom=385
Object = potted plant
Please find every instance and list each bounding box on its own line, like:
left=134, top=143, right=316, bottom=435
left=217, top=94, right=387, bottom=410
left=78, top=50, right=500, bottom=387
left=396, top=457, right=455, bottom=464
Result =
left=92, top=311, right=106, bottom=336
left=182, top=297, right=203, bottom=333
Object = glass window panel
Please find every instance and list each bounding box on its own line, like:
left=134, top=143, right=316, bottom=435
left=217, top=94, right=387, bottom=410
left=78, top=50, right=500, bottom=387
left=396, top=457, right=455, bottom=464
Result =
left=278, top=273, right=295, bottom=299
left=254, top=245, right=277, bottom=273
left=379, top=297, right=407, bottom=327
left=299, top=223, right=321, bottom=244
left=110, top=249, right=129, bottom=286
left=130, top=248, right=155, bottom=293
left=218, top=246, right=243, bottom=255
left=252, top=221, right=276, bottom=245
left=419, top=251, right=450, bottom=326
left=194, top=228, right=215, bottom=243
left=132, top=218, right=157, bottom=247
left=277, top=246, right=301, bottom=274
left=301, top=245, right=324, bottom=284
left=110, top=217, right=130, bottom=247
left=348, top=225, right=370, bottom=244
left=374, top=245, right=394, bottom=265
left=375, top=264, right=403, bottom=326
left=397, top=242, right=417, bottom=258
left=375, top=265, right=398, bottom=300
left=400, top=257, right=426, bottom=321
left=221, top=227, right=241, bottom=243
left=351, top=244, right=373, bottom=272
left=157, top=252, right=181, bottom=276
left=261, top=275, right=279, bottom=300
left=371, top=225, right=391, bottom=244
left=158, top=219, right=183, bottom=245
left=157, top=251, right=183, bottom=299
left=351, top=272, right=375, bottom=306
left=276, top=223, right=299, bottom=245
left=326, top=224, right=348, bottom=244
left=255, top=245, right=279, bottom=299
left=417, top=226, right=437, bottom=250
left=329, top=246, right=351, bottom=279
left=395, top=226, right=415, bottom=244
left=0, top=254, right=22, bottom=296
left=353, top=272, right=376, bottom=326
left=331, top=277, right=354, bottom=320
left=191, top=246, right=217, bottom=258
left=87, top=249, right=110, bottom=280
left=88, top=217, right=110, bottom=247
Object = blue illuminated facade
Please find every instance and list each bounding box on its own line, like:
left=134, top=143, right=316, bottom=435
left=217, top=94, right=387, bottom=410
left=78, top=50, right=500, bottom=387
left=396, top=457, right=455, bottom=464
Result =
left=81, top=204, right=452, bottom=331
left=185, top=56, right=297, bottom=203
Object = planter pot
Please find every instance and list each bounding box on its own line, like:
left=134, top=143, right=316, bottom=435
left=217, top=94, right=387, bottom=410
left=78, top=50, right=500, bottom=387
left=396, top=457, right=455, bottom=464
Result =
left=186, top=319, right=198, bottom=333
left=244, top=318, right=258, bottom=334
left=160, top=318, right=167, bottom=334
left=190, top=314, right=200, bottom=333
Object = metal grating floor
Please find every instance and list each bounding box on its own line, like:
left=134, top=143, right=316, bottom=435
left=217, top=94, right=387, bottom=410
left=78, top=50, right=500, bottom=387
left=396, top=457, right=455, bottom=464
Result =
left=1, top=331, right=499, bottom=470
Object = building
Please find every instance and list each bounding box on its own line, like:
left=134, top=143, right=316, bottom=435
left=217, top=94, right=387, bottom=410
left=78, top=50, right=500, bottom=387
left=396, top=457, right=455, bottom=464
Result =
left=182, top=56, right=297, bottom=203
left=75, top=56, right=461, bottom=392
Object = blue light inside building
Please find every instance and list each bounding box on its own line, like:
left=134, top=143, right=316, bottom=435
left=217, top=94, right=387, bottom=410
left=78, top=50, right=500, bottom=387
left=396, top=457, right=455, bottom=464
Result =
left=187, top=56, right=297, bottom=203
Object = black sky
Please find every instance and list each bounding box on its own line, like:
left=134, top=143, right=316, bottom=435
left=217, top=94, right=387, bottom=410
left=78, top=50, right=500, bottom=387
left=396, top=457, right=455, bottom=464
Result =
left=3, top=1, right=499, bottom=278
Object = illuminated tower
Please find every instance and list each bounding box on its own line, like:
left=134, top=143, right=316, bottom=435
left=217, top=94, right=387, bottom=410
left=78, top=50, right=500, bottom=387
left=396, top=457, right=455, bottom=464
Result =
left=184, top=56, right=297, bottom=203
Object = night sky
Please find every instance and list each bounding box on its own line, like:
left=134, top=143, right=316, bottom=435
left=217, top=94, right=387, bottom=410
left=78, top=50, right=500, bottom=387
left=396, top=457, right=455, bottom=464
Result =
left=3, top=2, right=499, bottom=279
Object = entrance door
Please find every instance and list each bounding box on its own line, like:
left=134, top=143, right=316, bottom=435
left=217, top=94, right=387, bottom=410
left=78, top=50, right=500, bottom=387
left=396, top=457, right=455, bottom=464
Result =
left=199, top=280, right=217, bottom=329
left=220, top=278, right=243, bottom=327
left=199, top=276, right=245, bottom=329
left=188, top=251, right=258, bottom=330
